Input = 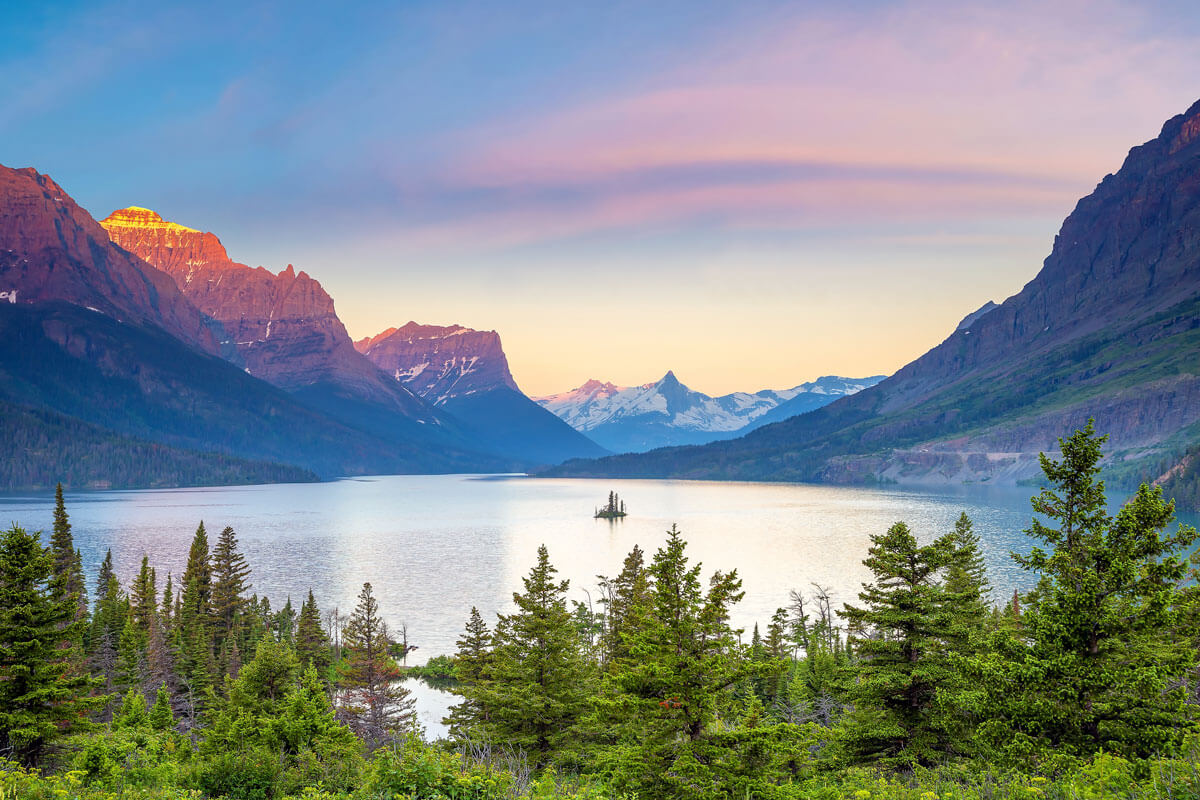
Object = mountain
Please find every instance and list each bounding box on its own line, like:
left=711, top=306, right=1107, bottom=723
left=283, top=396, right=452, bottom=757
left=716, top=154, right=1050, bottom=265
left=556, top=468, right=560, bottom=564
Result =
left=99, top=207, right=536, bottom=469
left=355, top=322, right=608, bottom=465
left=543, top=99, right=1200, bottom=492
left=0, top=169, right=221, bottom=355
left=535, top=372, right=883, bottom=453
left=0, top=165, right=509, bottom=488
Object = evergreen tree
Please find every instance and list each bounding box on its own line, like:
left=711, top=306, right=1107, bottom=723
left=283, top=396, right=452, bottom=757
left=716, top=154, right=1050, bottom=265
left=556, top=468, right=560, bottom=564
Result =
left=48, top=484, right=87, bottom=624
left=337, top=582, right=415, bottom=747
left=89, top=552, right=127, bottom=693
left=202, top=638, right=362, bottom=794
left=130, top=556, right=158, bottom=634
left=602, top=526, right=757, bottom=797
left=597, top=544, right=649, bottom=668
left=479, top=546, right=591, bottom=764
left=178, top=522, right=216, bottom=717
left=0, top=525, right=101, bottom=766
left=944, top=513, right=990, bottom=644
left=296, top=590, right=331, bottom=677
left=149, top=682, right=175, bottom=731
left=161, top=571, right=173, bottom=628
left=964, top=422, right=1199, bottom=763
left=839, top=522, right=959, bottom=768
left=211, top=525, right=252, bottom=658
left=444, top=606, right=494, bottom=740
left=274, top=597, right=298, bottom=643
left=115, top=616, right=146, bottom=693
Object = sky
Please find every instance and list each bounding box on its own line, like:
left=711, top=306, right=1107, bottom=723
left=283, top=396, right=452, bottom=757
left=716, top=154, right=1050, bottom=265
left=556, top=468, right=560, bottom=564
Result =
left=3, top=0, right=1200, bottom=397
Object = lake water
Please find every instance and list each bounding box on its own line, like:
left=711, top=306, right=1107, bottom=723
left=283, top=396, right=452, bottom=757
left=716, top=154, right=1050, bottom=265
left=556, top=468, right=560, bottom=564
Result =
left=2, top=475, right=1195, bottom=737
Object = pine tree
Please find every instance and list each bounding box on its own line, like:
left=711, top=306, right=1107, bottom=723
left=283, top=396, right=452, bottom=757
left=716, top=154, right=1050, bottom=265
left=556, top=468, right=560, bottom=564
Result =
left=964, top=422, right=1199, bottom=762
left=211, top=525, right=251, bottom=659
left=130, top=556, right=158, bottom=634
left=337, top=582, right=415, bottom=747
left=602, top=526, right=753, bottom=796
left=597, top=544, right=649, bottom=668
left=444, top=606, right=493, bottom=740
left=90, top=551, right=127, bottom=693
left=48, top=484, right=87, bottom=624
left=115, top=616, right=146, bottom=693
left=0, top=525, right=101, bottom=766
left=178, top=523, right=215, bottom=715
left=478, top=546, right=591, bottom=764
left=149, top=682, right=174, bottom=731
left=839, top=521, right=959, bottom=768
left=296, top=590, right=331, bottom=677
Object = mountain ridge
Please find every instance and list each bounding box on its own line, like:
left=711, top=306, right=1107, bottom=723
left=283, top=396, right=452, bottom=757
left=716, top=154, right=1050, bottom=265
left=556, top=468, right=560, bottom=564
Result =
left=535, top=372, right=884, bottom=453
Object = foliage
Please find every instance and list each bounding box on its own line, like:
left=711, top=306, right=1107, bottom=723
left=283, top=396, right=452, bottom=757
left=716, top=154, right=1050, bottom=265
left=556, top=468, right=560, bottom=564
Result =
left=5, top=422, right=1200, bottom=799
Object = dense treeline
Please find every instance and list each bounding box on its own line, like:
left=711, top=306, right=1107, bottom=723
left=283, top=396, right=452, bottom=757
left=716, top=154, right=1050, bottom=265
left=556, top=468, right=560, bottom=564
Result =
left=0, top=398, right=318, bottom=490
left=3, top=422, right=1200, bottom=799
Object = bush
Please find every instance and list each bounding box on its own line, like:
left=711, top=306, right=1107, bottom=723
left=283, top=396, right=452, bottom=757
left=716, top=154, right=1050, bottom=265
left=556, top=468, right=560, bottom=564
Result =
left=364, top=736, right=513, bottom=799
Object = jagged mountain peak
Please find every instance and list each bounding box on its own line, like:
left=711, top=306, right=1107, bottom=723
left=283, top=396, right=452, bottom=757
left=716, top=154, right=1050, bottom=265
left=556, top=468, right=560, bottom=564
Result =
left=536, top=371, right=883, bottom=453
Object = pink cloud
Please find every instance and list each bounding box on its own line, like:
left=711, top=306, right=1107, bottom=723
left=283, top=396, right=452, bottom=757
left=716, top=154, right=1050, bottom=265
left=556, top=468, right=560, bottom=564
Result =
left=372, top=0, right=1200, bottom=252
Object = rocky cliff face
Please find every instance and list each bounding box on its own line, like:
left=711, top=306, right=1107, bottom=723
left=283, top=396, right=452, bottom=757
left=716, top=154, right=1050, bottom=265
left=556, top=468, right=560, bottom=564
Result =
left=101, top=207, right=432, bottom=418
left=0, top=167, right=219, bottom=354
left=545, top=98, right=1200, bottom=490
left=354, top=322, right=519, bottom=403
left=355, top=322, right=609, bottom=465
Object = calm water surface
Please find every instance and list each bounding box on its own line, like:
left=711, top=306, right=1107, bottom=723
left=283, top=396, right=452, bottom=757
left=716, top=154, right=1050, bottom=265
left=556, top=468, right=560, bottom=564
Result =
left=3, top=475, right=1195, bottom=737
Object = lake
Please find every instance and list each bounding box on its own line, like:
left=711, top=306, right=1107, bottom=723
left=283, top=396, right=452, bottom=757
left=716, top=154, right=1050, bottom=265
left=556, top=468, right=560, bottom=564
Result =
left=3, top=474, right=1194, bottom=737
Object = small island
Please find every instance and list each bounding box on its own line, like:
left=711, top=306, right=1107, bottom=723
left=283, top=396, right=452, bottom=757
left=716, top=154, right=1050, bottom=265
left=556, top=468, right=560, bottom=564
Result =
left=595, top=490, right=627, bottom=519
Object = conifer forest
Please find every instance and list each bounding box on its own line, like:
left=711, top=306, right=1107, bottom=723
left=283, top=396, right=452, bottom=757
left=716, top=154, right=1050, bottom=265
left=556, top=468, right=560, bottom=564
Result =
left=3, top=423, right=1200, bottom=799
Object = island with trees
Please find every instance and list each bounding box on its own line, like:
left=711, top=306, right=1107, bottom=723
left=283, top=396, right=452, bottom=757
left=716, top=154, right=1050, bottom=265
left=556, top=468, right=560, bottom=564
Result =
left=594, top=490, right=627, bottom=519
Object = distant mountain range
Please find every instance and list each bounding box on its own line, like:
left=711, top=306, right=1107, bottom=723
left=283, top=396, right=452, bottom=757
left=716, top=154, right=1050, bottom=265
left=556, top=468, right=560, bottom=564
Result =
left=535, top=372, right=884, bottom=453
left=544, top=98, right=1200, bottom=501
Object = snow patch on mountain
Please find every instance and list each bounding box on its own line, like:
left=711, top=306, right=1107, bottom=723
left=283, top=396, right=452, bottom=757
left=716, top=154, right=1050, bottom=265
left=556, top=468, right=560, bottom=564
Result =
left=534, top=372, right=886, bottom=453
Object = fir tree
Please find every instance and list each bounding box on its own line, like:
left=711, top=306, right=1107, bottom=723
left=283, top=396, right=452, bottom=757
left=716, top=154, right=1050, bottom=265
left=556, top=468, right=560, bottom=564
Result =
left=964, top=422, right=1199, bottom=762
left=839, top=521, right=960, bottom=768
left=597, top=544, right=649, bottom=668
left=130, top=556, right=158, bottom=634
left=444, top=606, right=493, bottom=740
left=115, top=616, right=146, bottom=693
left=478, top=546, right=591, bottom=764
left=944, top=513, right=990, bottom=651
left=211, top=525, right=251, bottom=657
left=337, top=582, right=415, bottom=747
left=0, top=525, right=101, bottom=766
left=48, top=484, right=87, bottom=624
left=178, top=522, right=215, bottom=706
left=296, top=590, right=331, bottom=677
left=149, top=682, right=175, bottom=731
left=602, top=526, right=753, bottom=796
left=89, top=552, right=127, bottom=693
